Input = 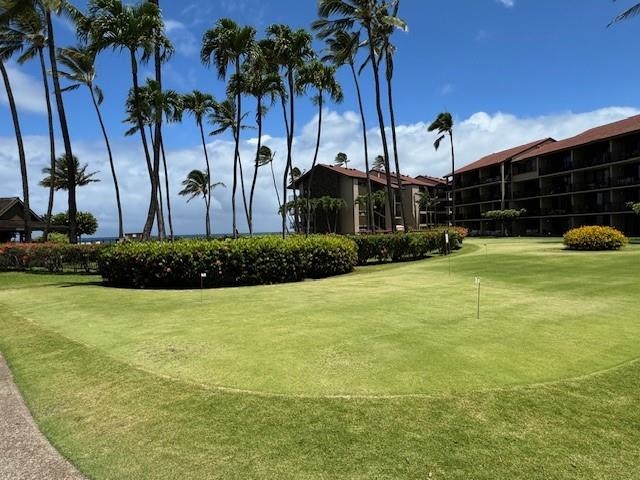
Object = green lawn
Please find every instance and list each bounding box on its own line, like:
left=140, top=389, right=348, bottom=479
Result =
left=1, top=238, right=639, bottom=479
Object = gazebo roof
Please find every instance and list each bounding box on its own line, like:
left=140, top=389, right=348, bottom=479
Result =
left=0, top=197, right=64, bottom=233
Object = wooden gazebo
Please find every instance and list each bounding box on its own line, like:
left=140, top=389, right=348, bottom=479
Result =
left=0, top=197, right=66, bottom=242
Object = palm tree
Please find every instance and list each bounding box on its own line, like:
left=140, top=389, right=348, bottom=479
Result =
left=122, top=81, right=165, bottom=237
left=243, top=41, right=285, bottom=236
left=40, top=154, right=100, bottom=191
left=201, top=18, right=255, bottom=239
left=7, top=4, right=56, bottom=240
left=373, top=155, right=385, bottom=171
left=84, top=0, right=173, bottom=239
left=323, top=29, right=374, bottom=231
left=207, top=95, right=252, bottom=233
left=3, top=0, right=80, bottom=241
left=144, top=80, right=182, bottom=240
left=257, top=145, right=281, bottom=211
left=178, top=169, right=224, bottom=237
left=314, top=0, right=405, bottom=232
left=373, top=0, right=408, bottom=231
left=335, top=152, right=349, bottom=167
left=123, top=79, right=181, bottom=239
left=0, top=6, right=31, bottom=241
left=182, top=90, right=216, bottom=238
left=149, top=0, right=163, bottom=240
left=57, top=45, right=124, bottom=238
left=264, top=24, right=314, bottom=237
left=428, top=112, right=455, bottom=224
left=298, top=58, right=343, bottom=234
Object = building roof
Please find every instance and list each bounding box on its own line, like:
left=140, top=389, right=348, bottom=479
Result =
left=0, top=197, right=21, bottom=218
left=0, top=197, right=52, bottom=232
left=291, top=164, right=442, bottom=188
left=415, top=175, right=448, bottom=187
left=513, top=114, right=640, bottom=162
left=454, top=138, right=555, bottom=175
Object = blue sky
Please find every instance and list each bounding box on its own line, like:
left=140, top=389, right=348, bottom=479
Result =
left=2, top=0, right=640, bottom=236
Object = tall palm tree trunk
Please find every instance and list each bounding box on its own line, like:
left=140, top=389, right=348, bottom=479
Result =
left=279, top=95, right=290, bottom=237
left=248, top=97, right=263, bottom=237
left=203, top=196, right=210, bottom=239
left=449, top=131, right=456, bottom=225
left=198, top=120, right=212, bottom=238
left=148, top=126, right=166, bottom=238
left=46, top=11, right=76, bottom=243
left=365, top=24, right=395, bottom=232
left=89, top=84, right=124, bottom=238
left=1, top=61, right=31, bottom=242
left=282, top=68, right=298, bottom=237
left=160, top=134, right=174, bottom=240
left=237, top=150, right=250, bottom=232
left=305, top=93, right=323, bottom=235
left=350, top=62, right=373, bottom=232
left=37, top=48, right=55, bottom=241
left=231, top=58, right=242, bottom=238
left=131, top=52, right=156, bottom=239
left=152, top=0, right=164, bottom=240
left=386, top=68, right=407, bottom=231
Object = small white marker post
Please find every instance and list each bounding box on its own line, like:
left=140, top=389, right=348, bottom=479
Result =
left=475, top=276, right=481, bottom=319
left=200, top=272, right=207, bottom=302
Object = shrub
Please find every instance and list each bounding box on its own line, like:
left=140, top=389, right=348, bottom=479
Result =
left=0, top=243, right=103, bottom=272
left=35, top=232, right=70, bottom=244
left=563, top=226, right=628, bottom=251
left=98, top=235, right=357, bottom=289
left=347, top=228, right=465, bottom=265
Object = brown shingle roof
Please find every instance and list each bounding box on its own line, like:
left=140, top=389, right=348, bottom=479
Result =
left=415, top=175, right=448, bottom=187
left=513, top=114, right=640, bottom=162
left=291, top=164, right=440, bottom=188
left=455, top=138, right=555, bottom=174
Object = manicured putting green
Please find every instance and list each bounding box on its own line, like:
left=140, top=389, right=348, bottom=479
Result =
left=1, top=238, right=638, bottom=396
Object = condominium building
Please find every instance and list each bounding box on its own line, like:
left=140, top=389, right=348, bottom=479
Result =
left=451, top=115, right=640, bottom=236
left=290, top=164, right=449, bottom=234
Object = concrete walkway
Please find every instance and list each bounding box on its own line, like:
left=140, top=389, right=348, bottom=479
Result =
left=0, top=355, right=85, bottom=480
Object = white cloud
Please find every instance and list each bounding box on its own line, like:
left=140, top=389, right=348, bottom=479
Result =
left=2, top=106, right=638, bottom=237
left=497, top=0, right=514, bottom=7
left=0, top=65, right=46, bottom=115
left=164, top=18, right=198, bottom=58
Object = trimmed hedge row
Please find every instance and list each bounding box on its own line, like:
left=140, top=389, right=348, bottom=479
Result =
left=347, top=228, right=466, bottom=265
left=0, top=243, right=102, bottom=272
left=563, top=225, right=628, bottom=251
left=98, top=235, right=358, bottom=288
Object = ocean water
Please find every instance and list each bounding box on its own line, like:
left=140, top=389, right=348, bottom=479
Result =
left=83, top=232, right=280, bottom=244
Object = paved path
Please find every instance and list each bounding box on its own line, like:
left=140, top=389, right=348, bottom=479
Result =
left=0, top=355, right=86, bottom=480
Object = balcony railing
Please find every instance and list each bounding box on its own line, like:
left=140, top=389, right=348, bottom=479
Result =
left=573, top=151, right=611, bottom=170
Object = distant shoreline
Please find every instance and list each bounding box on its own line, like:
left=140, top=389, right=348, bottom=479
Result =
left=84, top=233, right=281, bottom=244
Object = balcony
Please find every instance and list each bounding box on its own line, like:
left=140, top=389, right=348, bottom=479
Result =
left=573, top=151, right=612, bottom=170
left=610, top=176, right=640, bottom=187
left=540, top=186, right=571, bottom=196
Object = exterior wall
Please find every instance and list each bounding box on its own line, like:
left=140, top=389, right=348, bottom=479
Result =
left=453, top=131, right=640, bottom=236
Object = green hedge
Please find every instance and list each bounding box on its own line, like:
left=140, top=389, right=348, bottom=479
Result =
left=563, top=225, right=628, bottom=251
left=98, top=235, right=357, bottom=288
left=347, top=228, right=466, bottom=265
left=0, top=243, right=102, bottom=272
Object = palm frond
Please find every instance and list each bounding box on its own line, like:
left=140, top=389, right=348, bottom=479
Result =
left=609, top=2, right=640, bottom=26
left=433, top=134, right=445, bottom=151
